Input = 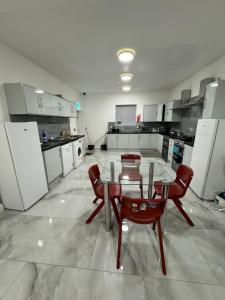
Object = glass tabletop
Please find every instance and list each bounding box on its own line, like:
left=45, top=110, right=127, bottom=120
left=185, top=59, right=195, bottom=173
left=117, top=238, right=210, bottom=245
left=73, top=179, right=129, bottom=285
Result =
left=99, top=159, right=174, bottom=186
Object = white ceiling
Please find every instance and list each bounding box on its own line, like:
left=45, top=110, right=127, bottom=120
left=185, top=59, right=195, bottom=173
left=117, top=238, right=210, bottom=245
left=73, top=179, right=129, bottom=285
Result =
left=0, top=0, right=225, bottom=93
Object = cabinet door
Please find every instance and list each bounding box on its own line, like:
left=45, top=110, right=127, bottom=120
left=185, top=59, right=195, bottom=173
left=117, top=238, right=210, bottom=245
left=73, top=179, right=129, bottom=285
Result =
left=43, top=147, right=62, bottom=183
left=165, top=102, right=173, bottom=122
left=107, top=134, right=118, bottom=149
left=67, top=101, right=76, bottom=117
left=24, top=85, right=41, bottom=114
left=183, top=145, right=193, bottom=167
left=202, top=85, right=216, bottom=119
left=117, top=134, right=129, bottom=149
left=138, top=134, right=150, bottom=149
left=149, top=134, right=157, bottom=149
left=143, top=105, right=158, bottom=121
left=158, top=135, right=163, bottom=153
left=128, top=134, right=139, bottom=149
left=39, top=92, right=52, bottom=115
left=156, top=104, right=164, bottom=121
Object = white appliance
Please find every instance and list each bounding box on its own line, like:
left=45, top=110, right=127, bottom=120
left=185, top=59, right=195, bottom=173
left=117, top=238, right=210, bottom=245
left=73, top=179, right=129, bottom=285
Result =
left=61, top=143, right=74, bottom=176
left=190, top=119, right=225, bottom=200
left=0, top=122, right=48, bottom=210
left=72, top=138, right=84, bottom=168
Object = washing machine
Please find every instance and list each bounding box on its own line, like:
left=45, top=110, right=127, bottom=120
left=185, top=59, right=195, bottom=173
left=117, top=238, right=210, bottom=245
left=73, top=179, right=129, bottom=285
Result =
left=72, top=138, right=85, bottom=168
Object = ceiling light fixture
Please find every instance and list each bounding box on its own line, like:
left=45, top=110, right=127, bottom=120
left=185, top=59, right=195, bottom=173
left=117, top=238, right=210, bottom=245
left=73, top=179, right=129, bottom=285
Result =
left=122, top=85, right=131, bottom=92
left=210, top=82, right=218, bottom=87
left=117, top=48, right=135, bottom=63
left=120, top=73, right=133, bottom=82
left=35, top=89, right=44, bottom=94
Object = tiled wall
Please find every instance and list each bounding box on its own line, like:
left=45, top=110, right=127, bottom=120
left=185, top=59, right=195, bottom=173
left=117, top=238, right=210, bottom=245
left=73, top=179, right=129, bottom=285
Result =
left=10, top=115, right=70, bottom=141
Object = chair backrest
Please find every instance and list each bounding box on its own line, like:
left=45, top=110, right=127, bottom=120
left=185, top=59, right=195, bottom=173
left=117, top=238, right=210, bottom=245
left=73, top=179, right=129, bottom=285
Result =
left=121, top=154, right=141, bottom=161
left=88, top=164, right=101, bottom=194
left=121, top=195, right=166, bottom=224
left=175, top=164, right=193, bottom=191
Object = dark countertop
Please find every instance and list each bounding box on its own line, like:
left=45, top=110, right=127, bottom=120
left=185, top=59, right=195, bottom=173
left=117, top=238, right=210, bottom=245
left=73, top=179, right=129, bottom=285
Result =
left=41, top=135, right=85, bottom=152
left=159, top=134, right=195, bottom=147
left=107, top=131, right=159, bottom=134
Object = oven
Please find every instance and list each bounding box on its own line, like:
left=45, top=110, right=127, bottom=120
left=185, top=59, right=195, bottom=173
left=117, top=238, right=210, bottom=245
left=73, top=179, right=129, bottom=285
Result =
left=172, top=140, right=184, bottom=171
left=162, top=136, right=169, bottom=162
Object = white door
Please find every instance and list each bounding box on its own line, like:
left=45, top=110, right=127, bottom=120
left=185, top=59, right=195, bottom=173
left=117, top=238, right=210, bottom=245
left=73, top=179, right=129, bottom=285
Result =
left=5, top=122, right=48, bottom=210
left=190, top=119, right=218, bottom=198
left=128, top=134, right=139, bottom=149
left=202, top=85, right=217, bottom=119
left=117, top=134, right=129, bottom=149
left=24, top=85, right=41, bottom=115
left=138, top=134, right=150, bottom=149
left=107, top=134, right=118, bottom=149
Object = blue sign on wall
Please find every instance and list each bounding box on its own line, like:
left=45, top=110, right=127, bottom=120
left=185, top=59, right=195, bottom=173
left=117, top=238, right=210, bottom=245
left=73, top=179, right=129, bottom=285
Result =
left=75, top=102, right=81, bottom=111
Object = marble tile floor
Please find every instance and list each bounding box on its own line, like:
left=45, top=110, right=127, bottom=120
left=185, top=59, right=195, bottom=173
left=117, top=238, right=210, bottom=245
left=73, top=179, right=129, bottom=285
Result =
left=0, top=150, right=225, bottom=299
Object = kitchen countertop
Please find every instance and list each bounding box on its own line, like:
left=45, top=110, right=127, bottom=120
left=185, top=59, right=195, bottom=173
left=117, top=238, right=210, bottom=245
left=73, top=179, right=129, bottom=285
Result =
left=159, top=134, right=195, bottom=147
left=41, top=135, right=85, bottom=152
left=107, top=131, right=160, bottom=134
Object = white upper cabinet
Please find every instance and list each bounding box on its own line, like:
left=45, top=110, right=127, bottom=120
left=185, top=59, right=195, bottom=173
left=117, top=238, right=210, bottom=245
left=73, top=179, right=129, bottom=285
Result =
left=143, top=105, right=158, bottom=122
left=4, top=83, right=76, bottom=118
left=65, top=100, right=77, bottom=118
left=202, top=80, right=225, bottom=119
left=164, top=100, right=181, bottom=122
left=156, top=104, right=164, bottom=121
left=23, top=85, right=41, bottom=115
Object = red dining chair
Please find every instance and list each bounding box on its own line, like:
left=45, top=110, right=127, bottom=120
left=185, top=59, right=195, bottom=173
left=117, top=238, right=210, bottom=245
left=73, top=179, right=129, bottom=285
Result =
left=85, top=164, right=121, bottom=224
left=119, top=154, right=143, bottom=197
left=116, top=195, right=167, bottom=275
left=153, top=164, right=194, bottom=226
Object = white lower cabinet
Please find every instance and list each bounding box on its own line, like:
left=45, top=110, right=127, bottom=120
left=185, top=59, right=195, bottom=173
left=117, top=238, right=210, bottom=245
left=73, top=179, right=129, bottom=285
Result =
left=168, top=138, right=174, bottom=164
left=138, top=134, right=150, bottom=149
left=43, top=147, right=62, bottom=183
left=149, top=134, right=157, bottom=149
left=107, top=133, right=158, bottom=150
left=128, top=134, right=139, bottom=149
left=182, top=144, right=193, bottom=167
left=107, top=134, right=118, bottom=149
left=117, top=134, right=129, bottom=148
left=156, top=134, right=163, bottom=153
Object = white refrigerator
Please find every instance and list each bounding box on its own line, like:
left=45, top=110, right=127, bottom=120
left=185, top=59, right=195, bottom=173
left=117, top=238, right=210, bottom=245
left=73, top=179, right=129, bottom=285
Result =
left=190, top=119, right=225, bottom=200
left=0, top=122, right=48, bottom=210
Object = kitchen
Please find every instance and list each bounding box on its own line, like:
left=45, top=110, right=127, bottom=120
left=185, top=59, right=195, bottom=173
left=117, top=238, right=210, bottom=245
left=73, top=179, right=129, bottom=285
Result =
left=0, top=1, right=225, bottom=299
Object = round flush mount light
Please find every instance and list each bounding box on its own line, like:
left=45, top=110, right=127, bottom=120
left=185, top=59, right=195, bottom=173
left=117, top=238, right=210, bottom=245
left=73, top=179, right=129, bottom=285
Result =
left=210, top=82, right=218, bottom=87
left=122, top=85, right=131, bottom=92
left=120, top=73, right=133, bottom=82
left=117, top=48, right=135, bottom=63
left=35, top=89, right=44, bottom=94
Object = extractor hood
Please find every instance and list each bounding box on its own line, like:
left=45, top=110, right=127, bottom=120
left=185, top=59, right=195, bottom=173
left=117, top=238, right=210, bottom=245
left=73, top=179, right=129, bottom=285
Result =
left=182, top=77, right=215, bottom=108
left=173, top=77, right=215, bottom=109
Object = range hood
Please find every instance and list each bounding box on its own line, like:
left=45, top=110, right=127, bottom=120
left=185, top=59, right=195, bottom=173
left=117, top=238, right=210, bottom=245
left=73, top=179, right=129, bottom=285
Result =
left=173, top=77, right=215, bottom=109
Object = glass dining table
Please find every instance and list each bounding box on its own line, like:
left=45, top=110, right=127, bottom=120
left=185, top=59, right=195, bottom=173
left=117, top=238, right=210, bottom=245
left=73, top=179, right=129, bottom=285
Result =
left=98, top=158, right=175, bottom=232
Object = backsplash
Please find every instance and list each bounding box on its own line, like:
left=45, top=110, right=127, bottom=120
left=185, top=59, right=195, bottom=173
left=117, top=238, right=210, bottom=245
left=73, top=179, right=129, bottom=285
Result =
left=10, top=115, right=70, bottom=141
left=174, top=106, right=203, bottom=136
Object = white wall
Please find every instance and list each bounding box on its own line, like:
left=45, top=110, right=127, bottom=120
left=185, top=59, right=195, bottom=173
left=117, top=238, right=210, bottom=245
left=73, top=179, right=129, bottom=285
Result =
left=0, top=42, right=80, bottom=128
left=170, top=54, right=225, bottom=99
left=78, top=91, right=168, bottom=145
